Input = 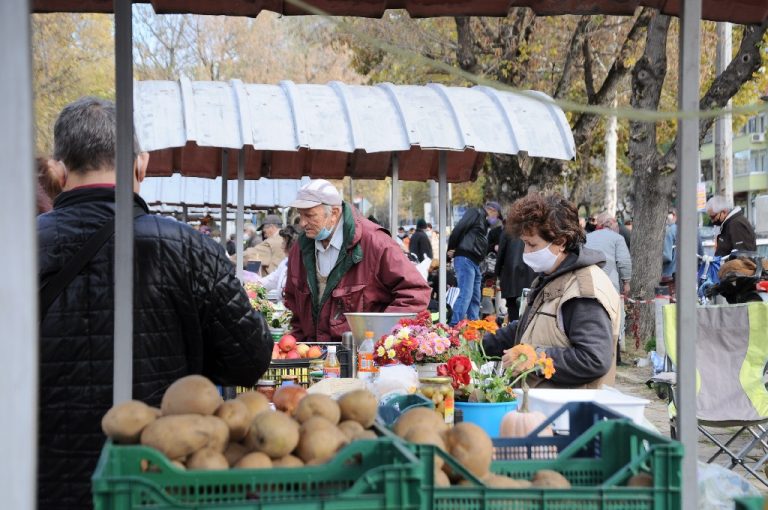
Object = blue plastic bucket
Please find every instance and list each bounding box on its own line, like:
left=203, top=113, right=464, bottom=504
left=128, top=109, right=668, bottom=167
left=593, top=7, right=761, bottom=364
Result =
left=455, top=401, right=518, bottom=437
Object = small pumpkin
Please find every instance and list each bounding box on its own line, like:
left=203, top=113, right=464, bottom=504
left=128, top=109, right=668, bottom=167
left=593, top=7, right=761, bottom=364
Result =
left=499, top=379, right=552, bottom=438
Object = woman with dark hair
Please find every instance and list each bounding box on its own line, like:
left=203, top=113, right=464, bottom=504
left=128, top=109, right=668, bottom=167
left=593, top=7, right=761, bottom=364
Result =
left=259, top=225, right=298, bottom=294
left=482, top=193, right=621, bottom=389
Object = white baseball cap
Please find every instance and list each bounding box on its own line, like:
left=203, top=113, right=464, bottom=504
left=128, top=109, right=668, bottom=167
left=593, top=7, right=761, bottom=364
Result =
left=290, top=179, right=342, bottom=209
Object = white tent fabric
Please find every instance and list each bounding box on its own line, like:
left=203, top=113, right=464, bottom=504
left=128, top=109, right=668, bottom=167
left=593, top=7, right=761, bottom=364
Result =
left=140, top=174, right=309, bottom=209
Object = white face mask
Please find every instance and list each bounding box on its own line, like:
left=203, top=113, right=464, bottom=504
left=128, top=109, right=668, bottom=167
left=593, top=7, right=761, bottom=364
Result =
left=522, top=243, right=558, bottom=273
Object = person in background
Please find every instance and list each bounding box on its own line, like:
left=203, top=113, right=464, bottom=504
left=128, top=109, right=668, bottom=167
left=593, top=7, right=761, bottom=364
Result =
left=706, top=195, right=757, bottom=256
left=37, top=97, right=272, bottom=510
left=586, top=212, right=632, bottom=365
left=585, top=216, right=597, bottom=233
left=661, top=209, right=677, bottom=298
left=618, top=217, right=632, bottom=250
left=226, top=233, right=236, bottom=256
left=496, top=228, right=535, bottom=322
left=239, top=214, right=285, bottom=276
left=37, top=156, right=62, bottom=203
left=243, top=223, right=258, bottom=249
left=427, top=222, right=440, bottom=269
left=284, top=179, right=430, bottom=342
left=485, top=200, right=504, bottom=254
left=624, top=219, right=633, bottom=231
left=447, top=206, right=488, bottom=325
left=409, top=218, right=433, bottom=262
left=482, top=193, right=620, bottom=389
left=259, top=225, right=299, bottom=295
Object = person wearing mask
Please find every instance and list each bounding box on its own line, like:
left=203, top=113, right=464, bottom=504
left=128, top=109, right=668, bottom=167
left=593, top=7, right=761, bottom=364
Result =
left=284, top=180, right=430, bottom=342
left=243, top=223, right=258, bottom=249
left=409, top=218, right=433, bottom=262
left=37, top=97, right=272, bottom=510
left=485, top=201, right=504, bottom=255
left=706, top=195, right=757, bottom=256
left=482, top=193, right=621, bottom=388
left=447, top=206, right=489, bottom=325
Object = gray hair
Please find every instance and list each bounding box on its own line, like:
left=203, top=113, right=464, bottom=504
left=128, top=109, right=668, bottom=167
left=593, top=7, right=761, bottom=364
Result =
left=594, top=211, right=616, bottom=227
left=705, top=195, right=733, bottom=214
left=53, top=96, right=140, bottom=173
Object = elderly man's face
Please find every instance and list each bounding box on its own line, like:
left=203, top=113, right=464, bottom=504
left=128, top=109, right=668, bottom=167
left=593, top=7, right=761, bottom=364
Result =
left=263, top=224, right=279, bottom=238
left=298, top=205, right=341, bottom=239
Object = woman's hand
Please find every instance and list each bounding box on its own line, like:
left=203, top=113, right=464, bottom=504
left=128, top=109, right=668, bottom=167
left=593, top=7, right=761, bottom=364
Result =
left=501, top=348, right=523, bottom=375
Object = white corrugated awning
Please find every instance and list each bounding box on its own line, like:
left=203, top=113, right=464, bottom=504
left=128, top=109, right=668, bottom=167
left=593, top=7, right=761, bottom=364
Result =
left=134, top=78, right=576, bottom=183
left=140, top=174, right=308, bottom=209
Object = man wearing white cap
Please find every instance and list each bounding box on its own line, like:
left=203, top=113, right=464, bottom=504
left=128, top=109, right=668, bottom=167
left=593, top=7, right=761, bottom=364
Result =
left=284, top=179, right=431, bottom=342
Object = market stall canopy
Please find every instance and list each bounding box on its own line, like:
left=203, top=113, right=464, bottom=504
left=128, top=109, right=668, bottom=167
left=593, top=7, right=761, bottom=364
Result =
left=135, top=78, right=575, bottom=183
left=140, top=174, right=309, bottom=209
left=32, top=0, right=768, bottom=24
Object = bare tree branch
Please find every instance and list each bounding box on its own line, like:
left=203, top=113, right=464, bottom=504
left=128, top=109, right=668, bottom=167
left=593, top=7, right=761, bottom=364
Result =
left=553, top=16, right=591, bottom=99
left=583, top=35, right=596, bottom=102
left=454, top=16, right=479, bottom=74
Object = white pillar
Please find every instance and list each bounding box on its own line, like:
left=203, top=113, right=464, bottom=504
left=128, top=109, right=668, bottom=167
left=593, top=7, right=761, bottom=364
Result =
left=677, top=1, right=701, bottom=507
left=220, top=149, right=229, bottom=249
left=113, top=0, right=134, bottom=404
left=0, top=1, right=37, bottom=507
left=715, top=22, right=734, bottom=202
left=438, top=153, right=448, bottom=324
left=236, top=150, right=245, bottom=281
left=390, top=155, right=400, bottom=235
left=604, top=97, right=618, bottom=215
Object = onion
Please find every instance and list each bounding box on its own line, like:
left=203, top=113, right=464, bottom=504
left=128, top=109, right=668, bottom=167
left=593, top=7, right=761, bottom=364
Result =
left=273, top=385, right=307, bottom=415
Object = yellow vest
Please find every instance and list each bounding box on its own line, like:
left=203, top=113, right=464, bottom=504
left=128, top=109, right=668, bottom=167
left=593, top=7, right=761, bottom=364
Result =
left=519, top=265, right=621, bottom=389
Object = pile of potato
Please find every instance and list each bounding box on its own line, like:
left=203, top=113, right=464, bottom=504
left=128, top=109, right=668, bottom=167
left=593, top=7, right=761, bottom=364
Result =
left=101, top=375, right=380, bottom=470
left=391, top=407, right=572, bottom=489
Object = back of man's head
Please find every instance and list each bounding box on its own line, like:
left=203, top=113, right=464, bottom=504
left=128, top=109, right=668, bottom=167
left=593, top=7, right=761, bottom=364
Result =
left=706, top=195, right=732, bottom=215
left=54, top=97, right=140, bottom=173
left=594, top=211, right=617, bottom=231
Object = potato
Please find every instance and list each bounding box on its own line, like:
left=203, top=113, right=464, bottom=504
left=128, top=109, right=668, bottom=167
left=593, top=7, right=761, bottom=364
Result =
left=101, top=400, right=160, bottom=443
left=235, top=452, right=273, bottom=469
left=236, top=391, right=270, bottom=420
left=186, top=447, right=229, bottom=470
left=337, top=390, right=378, bottom=428
left=293, top=394, right=341, bottom=424
left=531, top=470, right=571, bottom=489
left=483, top=473, right=532, bottom=488
left=223, top=442, right=249, bottom=466
left=215, top=400, right=251, bottom=441
left=393, top=407, right=448, bottom=438
left=273, top=455, right=304, bottom=467
left=161, top=375, right=223, bottom=416
left=202, top=416, right=230, bottom=452
left=248, top=411, right=300, bottom=459
left=627, top=473, right=654, bottom=487
left=337, top=420, right=365, bottom=441
left=435, top=467, right=451, bottom=487
left=140, top=414, right=213, bottom=460
left=444, top=422, right=492, bottom=479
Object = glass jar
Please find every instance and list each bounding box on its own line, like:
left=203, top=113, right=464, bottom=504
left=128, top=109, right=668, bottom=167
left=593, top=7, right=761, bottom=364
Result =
left=280, top=374, right=298, bottom=387
left=255, top=379, right=276, bottom=402
left=308, top=360, right=325, bottom=386
left=418, top=376, right=454, bottom=425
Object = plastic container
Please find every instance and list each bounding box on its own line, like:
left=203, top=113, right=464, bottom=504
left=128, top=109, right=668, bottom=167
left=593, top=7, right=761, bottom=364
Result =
left=455, top=400, right=517, bottom=437
left=323, top=345, right=341, bottom=378
left=92, top=438, right=423, bottom=510
left=513, top=388, right=650, bottom=433
left=357, top=330, right=378, bottom=380
left=247, top=343, right=351, bottom=388
left=735, top=496, right=767, bottom=510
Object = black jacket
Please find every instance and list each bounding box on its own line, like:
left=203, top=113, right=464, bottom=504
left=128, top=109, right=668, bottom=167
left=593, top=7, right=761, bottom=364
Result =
left=487, top=224, right=503, bottom=256
left=496, top=232, right=536, bottom=300
left=715, top=208, right=757, bottom=257
left=37, top=188, right=272, bottom=510
left=448, top=207, right=488, bottom=264
left=409, top=228, right=433, bottom=262
left=483, top=246, right=614, bottom=386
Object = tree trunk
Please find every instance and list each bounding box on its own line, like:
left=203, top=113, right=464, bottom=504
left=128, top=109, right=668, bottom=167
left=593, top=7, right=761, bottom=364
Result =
left=604, top=98, right=618, bottom=215
left=627, top=12, right=671, bottom=346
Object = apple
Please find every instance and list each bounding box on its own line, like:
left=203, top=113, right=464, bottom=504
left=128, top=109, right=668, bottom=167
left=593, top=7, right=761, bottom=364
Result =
left=296, top=343, right=310, bottom=358
left=278, top=334, right=297, bottom=353
left=306, top=345, right=323, bottom=359
left=285, top=349, right=301, bottom=360
left=271, top=343, right=281, bottom=360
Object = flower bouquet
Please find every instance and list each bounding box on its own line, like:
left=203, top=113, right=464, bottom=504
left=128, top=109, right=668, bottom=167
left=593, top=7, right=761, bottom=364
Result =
left=373, top=311, right=458, bottom=366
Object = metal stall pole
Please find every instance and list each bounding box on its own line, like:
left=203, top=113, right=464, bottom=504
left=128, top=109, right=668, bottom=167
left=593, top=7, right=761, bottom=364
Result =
left=438, top=152, right=448, bottom=324
left=677, top=0, right=701, bottom=507
left=113, top=0, right=134, bottom=404
left=390, top=154, right=400, bottom=235
left=235, top=150, right=245, bottom=282
left=1, top=1, right=36, bottom=507
left=220, top=149, right=229, bottom=249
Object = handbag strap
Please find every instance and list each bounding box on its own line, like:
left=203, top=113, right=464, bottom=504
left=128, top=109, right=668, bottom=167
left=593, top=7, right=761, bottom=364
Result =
left=39, top=207, right=145, bottom=322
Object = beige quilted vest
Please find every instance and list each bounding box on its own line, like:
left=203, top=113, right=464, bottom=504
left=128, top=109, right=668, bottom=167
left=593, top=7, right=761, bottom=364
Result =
left=519, top=265, right=621, bottom=389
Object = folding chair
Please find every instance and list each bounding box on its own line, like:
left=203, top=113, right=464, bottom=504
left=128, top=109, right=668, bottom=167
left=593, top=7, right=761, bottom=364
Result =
left=650, top=302, right=768, bottom=487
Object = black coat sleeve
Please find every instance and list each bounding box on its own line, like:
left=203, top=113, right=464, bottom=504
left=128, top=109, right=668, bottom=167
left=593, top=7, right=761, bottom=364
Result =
left=448, top=208, right=478, bottom=250
left=482, top=321, right=518, bottom=357
left=198, top=239, right=273, bottom=387
left=540, top=298, right=613, bottom=386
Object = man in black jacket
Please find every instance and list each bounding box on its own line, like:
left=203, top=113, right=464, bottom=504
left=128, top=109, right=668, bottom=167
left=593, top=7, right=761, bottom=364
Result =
left=37, top=97, right=273, bottom=510
left=706, top=195, right=757, bottom=257
left=409, top=218, right=433, bottom=262
left=496, top=231, right=536, bottom=322
left=447, top=207, right=488, bottom=325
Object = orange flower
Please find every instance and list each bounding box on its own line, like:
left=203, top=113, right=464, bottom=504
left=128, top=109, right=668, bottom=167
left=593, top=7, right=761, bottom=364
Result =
left=462, top=328, right=479, bottom=342
left=536, top=351, right=556, bottom=379
left=508, top=344, right=537, bottom=372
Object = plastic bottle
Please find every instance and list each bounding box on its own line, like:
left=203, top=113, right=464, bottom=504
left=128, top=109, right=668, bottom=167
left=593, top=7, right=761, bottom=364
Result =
left=323, top=346, right=341, bottom=378
left=357, top=331, right=378, bottom=380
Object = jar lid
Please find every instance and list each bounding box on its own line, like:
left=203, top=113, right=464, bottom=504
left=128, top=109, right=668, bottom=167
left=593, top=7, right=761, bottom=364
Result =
left=419, top=376, right=452, bottom=384
left=256, top=379, right=276, bottom=386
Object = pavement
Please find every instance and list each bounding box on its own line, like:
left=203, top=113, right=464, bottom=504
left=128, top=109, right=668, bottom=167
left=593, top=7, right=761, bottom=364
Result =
left=614, top=355, right=768, bottom=494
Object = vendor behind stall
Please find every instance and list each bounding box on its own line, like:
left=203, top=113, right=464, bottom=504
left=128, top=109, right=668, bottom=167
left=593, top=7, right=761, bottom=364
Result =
left=284, top=179, right=431, bottom=341
left=482, top=193, right=621, bottom=389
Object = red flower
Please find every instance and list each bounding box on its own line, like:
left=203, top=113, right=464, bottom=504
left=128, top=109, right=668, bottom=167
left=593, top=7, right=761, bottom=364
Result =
left=439, top=355, right=472, bottom=389
left=246, top=291, right=257, bottom=299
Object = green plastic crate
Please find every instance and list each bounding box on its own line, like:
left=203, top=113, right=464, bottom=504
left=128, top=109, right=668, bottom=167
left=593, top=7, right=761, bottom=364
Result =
left=92, top=438, right=422, bottom=510
left=736, top=496, right=768, bottom=510
left=411, top=419, right=683, bottom=510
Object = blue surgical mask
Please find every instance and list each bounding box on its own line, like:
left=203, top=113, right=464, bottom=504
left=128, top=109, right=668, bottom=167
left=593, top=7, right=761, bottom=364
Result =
left=487, top=217, right=499, bottom=226
left=315, top=226, right=332, bottom=241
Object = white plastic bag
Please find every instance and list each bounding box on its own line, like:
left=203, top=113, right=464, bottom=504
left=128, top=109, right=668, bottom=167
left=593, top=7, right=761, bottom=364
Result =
left=415, top=257, right=431, bottom=282
left=371, top=364, right=420, bottom=403
left=698, top=461, right=760, bottom=510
